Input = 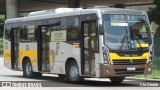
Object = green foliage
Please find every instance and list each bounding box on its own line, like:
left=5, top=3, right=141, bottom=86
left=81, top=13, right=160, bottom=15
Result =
left=0, top=38, right=3, bottom=56
left=0, top=15, right=5, bottom=38
left=0, top=15, right=4, bottom=52
left=147, top=0, right=160, bottom=34
left=154, top=0, right=160, bottom=8
left=134, top=57, right=160, bottom=79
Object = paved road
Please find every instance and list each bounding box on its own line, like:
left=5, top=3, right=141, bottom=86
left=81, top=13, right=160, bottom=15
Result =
left=0, top=58, right=3, bottom=61
left=0, top=58, right=160, bottom=90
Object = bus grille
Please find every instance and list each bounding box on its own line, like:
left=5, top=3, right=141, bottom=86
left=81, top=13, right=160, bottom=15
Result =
left=115, top=68, right=145, bottom=75
left=112, top=59, right=147, bottom=65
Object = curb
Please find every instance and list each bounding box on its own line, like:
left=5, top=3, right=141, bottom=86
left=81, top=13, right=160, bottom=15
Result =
left=126, top=77, right=160, bottom=82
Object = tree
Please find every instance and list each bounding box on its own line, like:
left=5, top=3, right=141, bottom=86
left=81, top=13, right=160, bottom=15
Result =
left=0, top=15, right=5, bottom=38
left=147, top=0, right=160, bottom=35
left=0, top=15, right=4, bottom=51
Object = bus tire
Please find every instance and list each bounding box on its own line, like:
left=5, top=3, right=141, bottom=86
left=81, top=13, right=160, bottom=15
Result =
left=67, top=61, right=83, bottom=81
left=109, top=76, right=125, bottom=83
left=23, top=59, right=42, bottom=78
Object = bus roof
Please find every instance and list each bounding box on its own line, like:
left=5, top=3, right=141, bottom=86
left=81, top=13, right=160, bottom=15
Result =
left=5, top=7, right=146, bottom=24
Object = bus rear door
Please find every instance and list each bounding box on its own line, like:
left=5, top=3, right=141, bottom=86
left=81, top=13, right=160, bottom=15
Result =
left=11, top=27, right=20, bottom=70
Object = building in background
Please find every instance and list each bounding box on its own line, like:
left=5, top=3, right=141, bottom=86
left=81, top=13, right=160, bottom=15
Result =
left=0, top=0, right=157, bottom=33
left=0, top=0, right=155, bottom=18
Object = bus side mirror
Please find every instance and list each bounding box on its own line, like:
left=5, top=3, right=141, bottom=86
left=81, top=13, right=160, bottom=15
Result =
left=99, top=24, right=104, bottom=35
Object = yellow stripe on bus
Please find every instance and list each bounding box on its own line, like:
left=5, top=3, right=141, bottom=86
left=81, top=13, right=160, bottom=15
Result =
left=4, top=49, right=53, bottom=66
left=19, top=49, right=37, bottom=65
left=4, top=49, right=11, bottom=62
left=109, top=52, right=149, bottom=64
left=136, top=44, right=149, bottom=48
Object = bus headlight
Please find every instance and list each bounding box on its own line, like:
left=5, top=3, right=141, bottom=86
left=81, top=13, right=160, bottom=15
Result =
left=148, top=46, right=153, bottom=64
left=148, top=53, right=152, bottom=64
left=103, top=47, right=110, bottom=64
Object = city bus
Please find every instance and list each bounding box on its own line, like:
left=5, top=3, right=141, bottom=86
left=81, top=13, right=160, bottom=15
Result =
left=3, top=7, right=153, bottom=83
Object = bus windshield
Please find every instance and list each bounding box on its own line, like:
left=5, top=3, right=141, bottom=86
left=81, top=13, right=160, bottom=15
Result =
left=103, top=14, right=150, bottom=50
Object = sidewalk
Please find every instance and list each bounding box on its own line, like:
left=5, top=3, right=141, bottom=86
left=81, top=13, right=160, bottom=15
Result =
left=126, top=77, right=160, bottom=82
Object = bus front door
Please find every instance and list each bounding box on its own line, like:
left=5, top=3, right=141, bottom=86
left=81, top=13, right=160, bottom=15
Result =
left=82, top=21, right=98, bottom=76
left=11, top=28, right=20, bottom=69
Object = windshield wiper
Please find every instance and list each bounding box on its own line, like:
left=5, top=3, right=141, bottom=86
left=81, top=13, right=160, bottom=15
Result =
left=117, top=34, right=127, bottom=52
left=117, top=26, right=129, bottom=52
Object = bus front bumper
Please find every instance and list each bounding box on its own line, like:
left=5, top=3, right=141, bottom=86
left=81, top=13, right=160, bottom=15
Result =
left=99, top=64, right=152, bottom=77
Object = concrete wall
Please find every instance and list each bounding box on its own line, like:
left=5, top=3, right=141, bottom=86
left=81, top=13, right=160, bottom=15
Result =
left=126, top=4, right=155, bottom=11
left=6, top=0, right=18, bottom=19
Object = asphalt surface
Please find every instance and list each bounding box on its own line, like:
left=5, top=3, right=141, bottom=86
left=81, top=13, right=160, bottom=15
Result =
left=0, top=58, right=160, bottom=89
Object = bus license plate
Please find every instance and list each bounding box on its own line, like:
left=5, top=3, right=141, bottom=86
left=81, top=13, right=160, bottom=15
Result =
left=127, top=66, right=136, bottom=71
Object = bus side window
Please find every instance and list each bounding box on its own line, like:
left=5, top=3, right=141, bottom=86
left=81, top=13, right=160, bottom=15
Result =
left=20, top=24, right=36, bottom=42
left=91, top=22, right=98, bottom=51
left=27, top=25, right=36, bottom=42
left=50, top=22, right=60, bottom=42
left=20, top=27, right=28, bottom=42
left=61, top=17, right=79, bottom=41
left=5, top=28, right=11, bottom=41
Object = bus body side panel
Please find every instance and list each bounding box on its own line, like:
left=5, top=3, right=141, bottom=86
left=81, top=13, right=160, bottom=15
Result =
left=96, top=11, right=103, bottom=78
left=4, top=39, right=12, bottom=69
left=19, top=42, right=38, bottom=72
left=4, top=25, right=15, bottom=70
left=49, top=42, right=81, bottom=74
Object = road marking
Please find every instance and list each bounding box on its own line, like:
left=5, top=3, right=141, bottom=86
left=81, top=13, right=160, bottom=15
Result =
left=85, top=78, right=132, bottom=82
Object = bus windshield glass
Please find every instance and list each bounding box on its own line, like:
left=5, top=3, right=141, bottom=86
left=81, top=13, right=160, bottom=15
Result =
left=103, top=14, right=150, bottom=50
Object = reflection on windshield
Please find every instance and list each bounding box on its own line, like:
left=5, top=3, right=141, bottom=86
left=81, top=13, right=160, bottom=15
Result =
left=129, top=22, right=148, bottom=45
left=103, top=15, right=150, bottom=50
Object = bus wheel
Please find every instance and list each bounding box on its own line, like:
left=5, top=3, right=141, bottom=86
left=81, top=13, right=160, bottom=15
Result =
left=23, top=59, right=42, bottom=78
left=67, top=61, right=83, bottom=81
left=109, top=76, right=125, bottom=83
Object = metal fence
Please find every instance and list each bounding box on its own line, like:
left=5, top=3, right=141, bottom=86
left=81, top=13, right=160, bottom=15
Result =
left=154, top=36, right=160, bottom=57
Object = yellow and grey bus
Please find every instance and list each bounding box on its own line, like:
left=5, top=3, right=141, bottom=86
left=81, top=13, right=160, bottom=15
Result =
left=4, top=7, right=153, bottom=82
